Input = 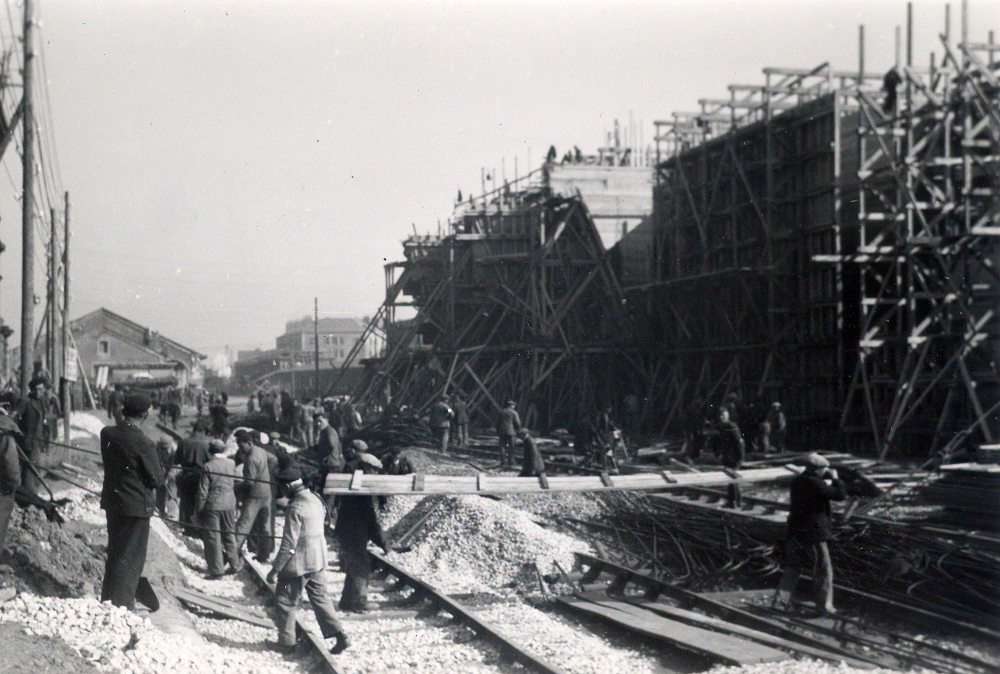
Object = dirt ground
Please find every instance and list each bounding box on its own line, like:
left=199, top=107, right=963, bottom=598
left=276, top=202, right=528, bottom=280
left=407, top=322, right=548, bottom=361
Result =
left=0, top=621, right=102, bottom=673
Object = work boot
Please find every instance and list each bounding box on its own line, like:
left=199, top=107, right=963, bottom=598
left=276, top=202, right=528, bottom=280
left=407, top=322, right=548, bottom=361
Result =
left=330, top=632, right=351, bottom=655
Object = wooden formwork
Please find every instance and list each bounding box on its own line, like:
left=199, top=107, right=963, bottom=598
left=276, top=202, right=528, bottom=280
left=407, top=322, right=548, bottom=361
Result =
left=643, top=67, right=875, bottom=447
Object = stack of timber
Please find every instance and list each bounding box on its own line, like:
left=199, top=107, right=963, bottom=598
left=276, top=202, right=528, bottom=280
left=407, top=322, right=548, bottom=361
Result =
left=918, top=463, right=1000, bottom=531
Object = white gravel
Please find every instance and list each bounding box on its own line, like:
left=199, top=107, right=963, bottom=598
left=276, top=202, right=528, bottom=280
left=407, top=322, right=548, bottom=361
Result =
left=387, top=494, right=592, bottom=595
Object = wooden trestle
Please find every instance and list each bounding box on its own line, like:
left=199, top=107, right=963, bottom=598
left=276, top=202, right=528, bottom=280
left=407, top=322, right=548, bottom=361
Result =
left=323, top=465, right=795, bottom=495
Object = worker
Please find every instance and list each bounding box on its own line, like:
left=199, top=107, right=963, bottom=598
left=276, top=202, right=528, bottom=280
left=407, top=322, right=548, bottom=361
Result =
left=154, top=438, right=178, bottom=519
left=174, top=418, right=212, bottom=537
left=334, top=453, right=390, bottom=614
left=232, top=429, right=272, bottom=567
left=268, top=467, right=350, bottom=655
left=496, top=400, right=521, bottom=470
left=0, top=414, right=22, bottom=552
left=517, top=428, right=546, bottom=478
left=208, top=394, right=230, bottom=437
left=107, top=385, right=125, bottom=423
left=316, top=412, right=343, bottom=473
left=429, top=394, right=453, bottom=453
left=15, top=376, right=50, bottom=494
left=196, top=439, right=240, bottom=578
left=382, top=446, right=414, bottom=475
left=451, top=394, right=469, bottom=447
left=762, top=402, right=787, bottom=454
left=772, top=453, right=847, bottom=614
left=712, top=406, right=745, bottom=508
left=99, top=393, right=164, bottom=610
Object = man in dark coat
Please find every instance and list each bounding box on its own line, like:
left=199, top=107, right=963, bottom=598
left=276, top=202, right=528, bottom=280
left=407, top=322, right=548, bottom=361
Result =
left=496, top=400, right=521, bottom=469
left=0, top=414, right=22, bottom=552
left=334, top=453, right=390, bottom=613
left=174, top=418, right=212, bottom=536
left=517, top=428, right=546, bottom=478
left=382, top=446, right=414, bottom=475
left=429, top=395, right=453, bottom=452
left=99, top=393, right=164, bottom=610
left=772, top=452, right=847, bottom=613
left=316, top=412, right=343, bottom=473
left=15, top=376, right=49, bottom=494
left=451, top=394, right=469, bottom=447
left=712, top=406, right=745, bottom=508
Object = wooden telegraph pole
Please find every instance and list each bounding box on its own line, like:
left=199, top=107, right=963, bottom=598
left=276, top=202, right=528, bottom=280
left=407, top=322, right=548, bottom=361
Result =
left=62, top=192, right=70, bottom=438
left=19, top=0, right=34, bottom=394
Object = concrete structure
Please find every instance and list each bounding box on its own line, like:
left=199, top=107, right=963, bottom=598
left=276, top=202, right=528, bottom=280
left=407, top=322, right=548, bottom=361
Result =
left=70, top=307, right=205, bottom=396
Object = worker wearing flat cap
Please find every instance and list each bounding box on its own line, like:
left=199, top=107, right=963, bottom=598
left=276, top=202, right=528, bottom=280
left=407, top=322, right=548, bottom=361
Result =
left=772, top=452, right=846, bottom=613
left=99, top=393, right=164, bottom=610
left=14, top=375, right=52, bottom=494
left=268, top=467, right=350, bottom=655
left=196, top=439, right=241, bottom=578
left=334, top=453, right=390, bottom=614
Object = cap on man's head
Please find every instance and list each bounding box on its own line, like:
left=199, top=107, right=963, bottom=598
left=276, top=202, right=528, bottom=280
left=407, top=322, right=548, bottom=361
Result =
left=208, top=439, right=227, bottom=454
left=772, top=402, right=782, bottom=408
left=358, top=453, right=382, bottom=470
left=122, top=393, right=151, bottom=417
left=518, top=427, right=530, bottom=436
left=350, top=439, right=368, bottom=452
left=505, top=399, right=515, bottom=407
left=276, top=467, right=302, bottom=483
left=803, top=452, right=830, bottom=468
left=29, top=375, right=48, bottom=388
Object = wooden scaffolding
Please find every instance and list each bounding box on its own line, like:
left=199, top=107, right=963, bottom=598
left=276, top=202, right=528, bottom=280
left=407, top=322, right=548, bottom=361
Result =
left=839, top=37, right=1000, bottom=458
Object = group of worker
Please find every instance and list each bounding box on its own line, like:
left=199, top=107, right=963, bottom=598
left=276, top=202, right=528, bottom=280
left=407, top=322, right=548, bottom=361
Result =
left=96, top=391, right=415, bottom=656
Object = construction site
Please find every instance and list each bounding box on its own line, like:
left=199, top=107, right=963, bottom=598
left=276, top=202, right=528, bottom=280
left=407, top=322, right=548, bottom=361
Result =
left=340, top=10, right=999, bottom=466
left=2, top=3, right=1000, bottom=674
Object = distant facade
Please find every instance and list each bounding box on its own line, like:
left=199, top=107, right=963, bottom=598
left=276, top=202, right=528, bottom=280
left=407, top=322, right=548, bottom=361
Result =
left=71, top=308, right=205, bottom=393
left=276, top=316, right=373, bottom=367
left=232, top=316, right=374, bottom=392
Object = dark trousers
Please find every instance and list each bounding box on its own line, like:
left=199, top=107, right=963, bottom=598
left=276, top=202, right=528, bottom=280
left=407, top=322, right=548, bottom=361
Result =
left=102, top=509, right=151, bottom=610
left=201, top=509, right=238, bottom=575
left=275, top=569, right=344, bottom=646
left=248, top=495, right=276, bottom=560
left=176, top=470, right=200, bottom=535
left=338, top=541, right=372, bottom=610
left=234, top=497, right=271, bottom=562
left=434, top=426, right=449, bottom=452
left=499, top=434, right=516, bottom=468
left=0, top=493, right=16, bottom=551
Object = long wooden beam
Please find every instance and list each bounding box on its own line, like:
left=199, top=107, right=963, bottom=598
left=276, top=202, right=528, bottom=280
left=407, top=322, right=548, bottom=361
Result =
left=323, top=465, right=796, bottom=495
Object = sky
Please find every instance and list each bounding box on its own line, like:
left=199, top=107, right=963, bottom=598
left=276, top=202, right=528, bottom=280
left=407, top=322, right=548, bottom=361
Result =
left=0, top=0, right=994, bottom=366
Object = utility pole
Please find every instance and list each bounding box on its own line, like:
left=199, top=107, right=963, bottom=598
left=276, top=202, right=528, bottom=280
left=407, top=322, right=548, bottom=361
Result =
left=314, top=298, right=320, bottom=399
left=62, top=192, right=70, bottom=438
left=49, top=206, right=57, bottom=380
left=19, top=0, right=34, bottom=394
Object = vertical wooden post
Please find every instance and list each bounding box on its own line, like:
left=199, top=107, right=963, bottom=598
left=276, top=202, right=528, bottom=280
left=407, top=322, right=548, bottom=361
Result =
left=49, top=206, right=57, bottom=380
left=19, top=0, right=34, bottom=394
left=62, top=192, right=70, bottom=435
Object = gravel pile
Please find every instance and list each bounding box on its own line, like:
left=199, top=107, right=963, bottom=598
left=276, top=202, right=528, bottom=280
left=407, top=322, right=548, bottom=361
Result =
left=0, top=593, right=306, bottom=674
left=387, top=494, right=591, bottom=594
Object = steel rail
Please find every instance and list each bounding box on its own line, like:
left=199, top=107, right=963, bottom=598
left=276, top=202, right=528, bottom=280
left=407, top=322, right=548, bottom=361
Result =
left=241, top=555, right=345, bottom=674
left=367, top=551, right=571, bottom=674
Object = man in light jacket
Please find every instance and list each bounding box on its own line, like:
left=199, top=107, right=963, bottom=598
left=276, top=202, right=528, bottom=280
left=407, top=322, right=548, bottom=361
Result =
left=232, top=429, right=272, bottom=567
left=196, top=439, right=240, bottom=578
left=267, top=467, right=349, bottom=655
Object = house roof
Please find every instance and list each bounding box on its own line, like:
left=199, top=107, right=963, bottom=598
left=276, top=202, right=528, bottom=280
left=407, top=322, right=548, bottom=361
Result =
left=71, top=308, right=206, bottom=360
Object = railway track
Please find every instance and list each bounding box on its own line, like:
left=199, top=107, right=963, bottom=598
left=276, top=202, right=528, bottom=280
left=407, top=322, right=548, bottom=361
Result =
left=564, top=552, right=998, bottom=674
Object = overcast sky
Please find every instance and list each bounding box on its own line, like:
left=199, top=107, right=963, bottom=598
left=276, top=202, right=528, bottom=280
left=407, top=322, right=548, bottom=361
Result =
left=0, top=0, right=994, bottom=362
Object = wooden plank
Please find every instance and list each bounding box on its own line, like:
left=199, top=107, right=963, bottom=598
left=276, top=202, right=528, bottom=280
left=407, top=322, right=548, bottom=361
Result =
left=556, top=597, right=786, bottom=666
left=324, top=466, right=795, bottom=495
left=177, top=586, right=268, bottom=617
left=580, top=592, right=856, bottom=666
left=539, top=474, right=550, bottom=490
left=175, top=588, right=273, bottom=628
left=660, top=471, right=677, bottom=484
left=349, top=469, right=364, bottom=490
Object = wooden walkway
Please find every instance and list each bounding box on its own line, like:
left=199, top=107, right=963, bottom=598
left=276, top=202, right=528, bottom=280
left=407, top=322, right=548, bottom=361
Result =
left=323, top=465, right=796, bottom=495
